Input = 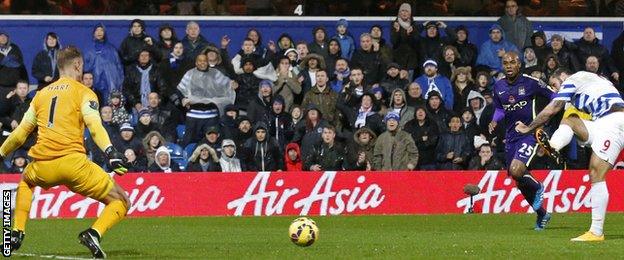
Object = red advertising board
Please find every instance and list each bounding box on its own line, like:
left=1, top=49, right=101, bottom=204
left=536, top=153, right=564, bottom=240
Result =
left=0, top=170, right=622, bottom=219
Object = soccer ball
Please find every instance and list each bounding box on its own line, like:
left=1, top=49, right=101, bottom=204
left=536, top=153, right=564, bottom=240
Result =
left=289, top=217, right=319, bottom=247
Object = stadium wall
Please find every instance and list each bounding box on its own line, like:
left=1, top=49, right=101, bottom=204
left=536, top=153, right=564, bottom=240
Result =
left=1, top=170, right=623, bottom=218
left=0, top=16, right=622, bottom=84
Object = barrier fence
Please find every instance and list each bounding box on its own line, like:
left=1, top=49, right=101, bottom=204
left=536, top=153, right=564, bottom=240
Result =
left=1, top=170, right=623, bottom=218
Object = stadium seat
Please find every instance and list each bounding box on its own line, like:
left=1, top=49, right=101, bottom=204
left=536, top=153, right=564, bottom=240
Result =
left=184, top=143, right=197, bottom=159
left=176, top=125, right=186, bottom=142
left=166, top=142, right=184, bottom=158
left=3, top=158, right=11, bottom=169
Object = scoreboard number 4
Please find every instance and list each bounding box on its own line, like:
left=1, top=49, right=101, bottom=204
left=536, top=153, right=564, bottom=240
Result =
left=294, top=4, right=303, bottom=16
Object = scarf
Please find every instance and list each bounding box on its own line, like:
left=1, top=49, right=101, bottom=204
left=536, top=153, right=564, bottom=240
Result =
left=48, top=48, right=58, bottom=77
left=397, top=18, right=412, bottom=30
left=137, top=64, right=153, bottom=107
left=220, top=156, right=242, bottom=172
left=355, top=106, right=372, bottom=128
left=334, top=68, right=351, bottom=80
left=0, top=44, right=11, bottom=56
left=169, top=53, right=182, bottom=69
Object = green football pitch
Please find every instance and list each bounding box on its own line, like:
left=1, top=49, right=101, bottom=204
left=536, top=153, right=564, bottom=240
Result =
left=11, top=213, right=624, bottom=259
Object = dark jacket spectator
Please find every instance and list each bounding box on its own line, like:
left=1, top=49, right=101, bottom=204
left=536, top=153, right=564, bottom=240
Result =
left=297, top=53, right=326, bottom=95
left=284, top=142, right=303, bottom=171
left=308, top=26, right=330, bottom=61
left=426, top=90, right=452, bottom=133
left=380, top=63, right=410, bottom=96
left=548, top=34, right=581, bottom=73
left=416, top=21, right=457, bottom=66
left=351, top=34, right=385, bottom=86
left=84, top=23, right=124, bottom=103
left=531, top=31, right=549, bottom=63
left=32, top=32, right=61, bottom=87
left=338, top=93, right=385, bottom=136
left=220, top=104, right=240, bottom=141
left=301, top=71, right=339, bottom=127
left=113, top=123, right=144, bottom=157
left=373, top=112, right=419, bottom=171
left=241, top=122, right=284, bottom=171
left=187, top=144, right=222, bottom=172
left=235, top=57, right=263, bottom=111
left=451, top=67, right=477, bottom=114
left=267, top=96, right=294, bottom=150
left=345, top=127, right=377, bottom=171
left=246, top=80, right=274, bottom=124
left=451, top=25, right=478, bottom=67
left=233, top=116, right=253, bottom=152
left=496, top=1, right=533, bottom=49
left=292, top=106, right=328, bottom=159
left=8, top=149, right=28, bottom=174
left=325, top=39, right=342, bottom=78
left=0, top=31, right=28, bottom=89
left=575, top=28, right=619, bottom=79
left=148, top=146, right=181, bottom=173
left=146, top=92, right=178, bottom=142
left=120, top=19, right=159, bottom=65
left=158, top=42, right=193, bottom=104
left=123, top=50, right=166, bottom=111
left=303, top=126, right=347, bottom=171
left=135, top=109, right=159, bottom=140
left=181, top=21, right=213, bottom=62
left=435, top=116, right=472, bottom=170
left=124, top=148, right=148, bottom=173
left=156, top=23, right=179, bottom=62
left=197, top=126, right=223, bottom=157
left=403, top=106, right=440, bottom=170
left=370, top=24, right=393, bottom=65
left=466, top=90, right=494, bottom=136
left=468, top=144, right=504, bottom=170
left=390, top=3, right=419, bottom=72
left=246, top=29, right=269, bottom=60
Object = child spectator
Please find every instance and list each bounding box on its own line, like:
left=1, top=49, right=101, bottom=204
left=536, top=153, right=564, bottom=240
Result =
left=332, top=19, right=356, bottom=59
left=284, top=142, right=302, bottom=171
left=108, top=91, right=130, bottom=127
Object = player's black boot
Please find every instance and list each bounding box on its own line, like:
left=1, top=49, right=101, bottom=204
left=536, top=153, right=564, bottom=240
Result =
left=535, top=129, right=567, bottom=168
left=78, top=228, right=106, bottom=259
left=11, top=230, right=25, bottom=252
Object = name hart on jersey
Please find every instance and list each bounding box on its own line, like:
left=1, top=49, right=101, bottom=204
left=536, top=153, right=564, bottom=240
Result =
left=456, top=171, right=592, bottom=213
left=227, top=172, right=385, bottom=216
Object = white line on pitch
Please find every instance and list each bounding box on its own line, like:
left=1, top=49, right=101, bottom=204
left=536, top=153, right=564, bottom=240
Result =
left=13, top=252, right=93, bottom=259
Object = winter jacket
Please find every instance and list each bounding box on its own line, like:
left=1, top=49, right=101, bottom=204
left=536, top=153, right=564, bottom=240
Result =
left=414, top=74, right=454, bottom=111
left=390, top=18, right=419, bottom=70
left=466, top=90, right=494, bottom=135
left=267, top=110, right=294, bottom=150
left=135, top=122, right=159, bottom=141
left=426, top=91, right=452, bottom=133
left=451, top=26, right=478, bottom=67
left=332, top=33, right=356, bottom=59
left=308, top=27, right=330, bottom=61
left=273, top=70, right=302, bottom=112
left=416, top=24, right=457, bottom=66
left=123, top=62, right=167, bottom=109
left=351, top=48, right=384, bottom=86
left=336, top=102, right=385, bottom=136
left=181, top=34, right=213, bottom=62
left=155, top=24, right=178, bottom=62
left=284, top=142, right=303, bottom=171
left=345, top=127, right=377, bottom=170
left=84, top=24, right=124, bottom=102
left=292, top=118, right=328, bottom=159
left=531, top=31, right=550, bottom=63
left=148, top=146, right=181, bottom=173
left=149, top=105, right=177, bottom=142
left=304, top=141, right=347, bottom=171
left=468, top=155, right=504, bottom=170
left=158, top=53, right=193, bottom=103
left=575, top=37, right=618, bottom=75
left=0, top=32, right=28, bottom=89
left=186, top=144, right=222, bottom=172
left=548, top=44, right=581, bottom=73
left=301, top=86, right=339, bottom=126
left=373, top=129, right=419, bottom=171
left=32, top=33, right=60, bottom=85
left=380, top=75, right=410, bottom=96
left=246, top=95, right=273, bottom=124
left=403, top=117, right=440, bottom=168
left=476, top=24, right=520, bottom=72
left=235, top=73, right=262, bottom=110
left=126, top=157, right=148, bottom=173
left=241, top=123, right=284, bottom=171
left=113, top=135, right=144, bottom=157
left=452, top=83, right=477, bottom=114
left=435, top=129, right=472, bottom=170
left=497, top=13, right=533, bottom=49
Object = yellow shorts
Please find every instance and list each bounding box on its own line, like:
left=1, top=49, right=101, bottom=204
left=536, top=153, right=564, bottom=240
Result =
left=563, top=107, right=592, bottom=120
left=22, top=153, right=114, bottom=201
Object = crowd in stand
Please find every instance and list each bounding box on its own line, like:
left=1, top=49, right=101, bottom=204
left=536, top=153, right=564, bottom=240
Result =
left=1, top=0, right=624, bottom=173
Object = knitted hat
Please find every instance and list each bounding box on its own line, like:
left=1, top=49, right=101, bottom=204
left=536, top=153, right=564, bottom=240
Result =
left=384, top=112, right=400, bottom=123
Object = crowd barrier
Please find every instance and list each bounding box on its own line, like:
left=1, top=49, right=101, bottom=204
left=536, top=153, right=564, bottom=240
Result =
left=0, top=16, right=622, bottom=84
left=1, top=170, right=623, bottom=219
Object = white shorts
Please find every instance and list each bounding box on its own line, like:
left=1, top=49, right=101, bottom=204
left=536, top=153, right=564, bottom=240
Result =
left=581, top=112, right=624, bottom=165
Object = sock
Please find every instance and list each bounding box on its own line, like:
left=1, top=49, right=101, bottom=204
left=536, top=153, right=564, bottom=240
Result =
left=516, top=174, right=545, bottom=215
left=91, top=200, right=128, bottom=237
left=589, top=181, right=609, bottom=236
left=14, top=180, right=33, bottom=232
left=550, top=124, right=574, bottom=151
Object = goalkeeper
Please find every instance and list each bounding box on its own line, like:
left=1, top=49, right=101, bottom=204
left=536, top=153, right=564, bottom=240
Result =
left=0, top=46, right=129, bottom=259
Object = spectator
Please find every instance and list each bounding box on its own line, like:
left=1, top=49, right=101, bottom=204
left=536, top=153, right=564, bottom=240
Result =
left=406, top=82, right=426, bottom=108
left=531, top=31, right=549, bottom=63
left=156, top=23, right=178, bottom=62
left=284, top=142, right=303, bottom=171
left=123, top=49, right=166, bottom=112
left=426, top=90, right=452, bottom=133
left=380, top=62, right=410, bottom=96
left=330, top=58, right=351, bottom=94
left=86, top=105, right=116, bottom=167
left=476, top=24, right=519, bottom=73
left=301, top=70, right=339, bottom=127
left=187, top=144, right=222, bottom=172
left=205, top=45, right=235, bottom=79
left=120, top=19, right=158, bottom=66
left=247, top=80, right=273, bottom=124
left=370, top=24, right=393, bottom=64
left=274, top=56, right=302, bottom=112
left=416, top=21, right=456, bottom=67
left=373, top=112, right=418, bottom=170
left=466, top=90, right=494, bottom=135
left=438, top=45, right=463, bottom=79
left=414, top=59, right=454, bottom=110
left=8, top=149, right=28, bottom=174
left=292, top=105, right=328, bottom=159
left=235, top=57, right=262, bottom=111
left=390, top=3, right=418, bottom=78
left=451, top=25, right=478, bottom=67
left=451, top=66, right=476, bottom=114
left=298, top=53, right=325, bottom=95
left=32, top=32, right=60, bottom=87
left=197, top=126, right=223, bottom=156
left=284, top=48, right=301, bottom=75
left=146, top=92, right=177, bottom=142
left=136, top=109, right=158, bottom=140
left=274, top=33, right=295, bottom=59
left=460, top=108, right=481, bottom=143
left=220, top=139, right=244, bottom=172
left=475, top=71, right=493, bottom=93
left=199, top=0, right=229, bottom=15
left=108, top=92, right=130, bottom=127
left=159, top=42, right=192, bottom=104
left=290, top=105, right=303, bottom=126
left=220, top=104, right=239, bottom=140
left=575, top=27, right=619, bottom=81
left=309, top=26, right=329, bottom=60
left=338, top=93, right=384, bottom=136
left=241, top=122, right=283, bottom=171
left=124, top=148, right=147, bottom=173
left=177, top=53, right=236, bottom=146
left=82, top=72, right=94, bottom=89
left=497, top=0, right=533, bottom=49
left=181, top=21, right=212, bottom=62
left=435, top=115, right=472, bottom=170
left=267, top=96, right=293, bottom=150
left=84, top=23, right=124, bottom=103
left=232, top=38, right=276, bottom=81
left=233, top=116, right=253, bottom=151
left=304, top=125, right=347, bottom=171
left=584, top=55, right=606, bottom=76
left=246, top=28, right=269, bottom=59
left=387, top=88, right=415, bottom=128
left=176, top=0, right=200, bottom=15
left=548, top=34, right=580, bottom=73
left=332, top=18, right=356, bottom=59
left=351, top=33, right=384, bottom=86
left=523, top=46, right=541, bottom=73
left=326, top=39, right=342, bottom=77
left=6, top=80, right=31, bottom=132
left=345, top=127, right=377, bottom=171
left=612, top=29, right=624, bottom=89
left=0, top=31, right=27, bottom=89
left=404, top=106, right=440, bottom=170
left=113, top=123, right=144, bottom=155
left=542, top=53, right=560, bottom=80
left=143, top=130, right=166, bottom=167
left=468, top=143, right=504, bottom=170
left=148, top=146, right=181, bottom=173
left=296, top=41, right=310, bottom=61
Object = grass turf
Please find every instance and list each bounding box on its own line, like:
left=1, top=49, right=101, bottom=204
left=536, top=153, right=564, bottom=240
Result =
left=12, top=213, right=624, bottom=259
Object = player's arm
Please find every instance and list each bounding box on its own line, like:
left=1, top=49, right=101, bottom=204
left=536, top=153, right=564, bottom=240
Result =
left=488, top=89, right=504, bottom=133
left=81, top=96, right=128, bottom=175
left=0, top=106, right=37, bottom=158
left=517, top=99, right=566, bottom=133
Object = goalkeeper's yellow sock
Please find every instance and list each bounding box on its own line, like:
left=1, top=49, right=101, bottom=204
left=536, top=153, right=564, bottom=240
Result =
left=91, top=200, right=128, bottom=237
left=14, top=180, right=33, bottom=232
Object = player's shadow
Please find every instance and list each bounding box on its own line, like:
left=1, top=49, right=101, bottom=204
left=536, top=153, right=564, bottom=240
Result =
left=607, top=235, right=624, bottom=240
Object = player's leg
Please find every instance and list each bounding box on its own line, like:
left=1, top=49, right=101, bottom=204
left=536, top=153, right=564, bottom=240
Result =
left=549, top=115, right=590, bottom=151
left=571, top=152, right=611, bottom=241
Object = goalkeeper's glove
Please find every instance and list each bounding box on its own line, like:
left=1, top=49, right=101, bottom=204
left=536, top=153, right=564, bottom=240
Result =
left=105, top=146, right=128, bottom=175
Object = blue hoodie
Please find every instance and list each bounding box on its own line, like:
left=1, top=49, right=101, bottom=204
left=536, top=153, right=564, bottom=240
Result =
left=414, top=72, right=454, bottom=111
left=331, top=19, right=355, bottom=59
left=83, top=23, right=125, bottom=102
left=476, top=24, right=520, bottom=72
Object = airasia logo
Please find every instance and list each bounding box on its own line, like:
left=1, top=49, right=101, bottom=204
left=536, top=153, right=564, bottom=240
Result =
left=456, top=171, right=592, bottom=213
left=227, top=172, right=386, bottom=216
